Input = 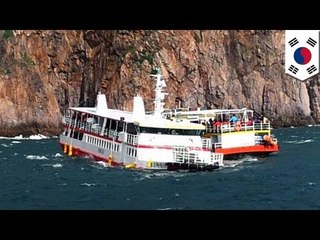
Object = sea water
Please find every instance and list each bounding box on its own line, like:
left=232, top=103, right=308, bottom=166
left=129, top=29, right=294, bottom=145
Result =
left=0, top=126, right=319, bottom=210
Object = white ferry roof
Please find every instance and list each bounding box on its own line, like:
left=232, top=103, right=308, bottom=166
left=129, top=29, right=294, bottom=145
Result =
left=69, top=106, right=205, bottom=130
left=69, top=107, right=135, bottom=122
left=136, top=117, right=205, bottom=130
left=170, top=108, right=253, bottom=116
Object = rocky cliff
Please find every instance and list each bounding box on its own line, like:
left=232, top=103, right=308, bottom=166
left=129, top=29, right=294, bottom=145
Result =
left=0, top=30, right=319, bottom=136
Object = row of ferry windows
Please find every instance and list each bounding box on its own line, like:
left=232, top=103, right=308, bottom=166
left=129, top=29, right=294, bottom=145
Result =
left=86, top=136, right=120, bottom=152
left=138, top=127, right=203, bottom=136
left=67, top=111, right=204, bottom=136
left=86, top=135, right=136, bottom=157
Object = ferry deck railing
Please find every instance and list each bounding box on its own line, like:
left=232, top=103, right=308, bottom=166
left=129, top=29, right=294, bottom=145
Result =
left=205, top=121, right=271, bottom=134
left=173, top=146, right=223, bottom=166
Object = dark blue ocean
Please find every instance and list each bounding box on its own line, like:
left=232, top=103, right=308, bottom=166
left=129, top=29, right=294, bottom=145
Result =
left=1, top=126, right=319, bottom=210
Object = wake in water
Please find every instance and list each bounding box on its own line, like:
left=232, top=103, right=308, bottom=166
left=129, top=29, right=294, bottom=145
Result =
left=133, top=169, right=189, bottom=181
left=223, top=156, right=258, bottom=168
left=283, top=139, right=314, bottom=144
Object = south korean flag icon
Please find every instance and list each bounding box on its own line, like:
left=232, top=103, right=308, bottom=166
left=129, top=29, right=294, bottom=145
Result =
left=285, top=30, right=319, bottom=81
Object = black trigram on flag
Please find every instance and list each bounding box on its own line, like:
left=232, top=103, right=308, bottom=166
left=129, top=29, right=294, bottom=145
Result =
left=289, top=65, right=299, bottom=74
left=307, top=65, right=317, bottom=74
left=307, top=37, right=317, bottom=47
left=289, top=37, right=299, bottom=47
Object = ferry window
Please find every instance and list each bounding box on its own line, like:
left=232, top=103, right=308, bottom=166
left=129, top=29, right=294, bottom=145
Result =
left=139, top=127, right=201, bottom=135
left=110, top=119, right=117, bottom=130
left=127, top=123, right=138, bottom=134
left=106, top=118, right=111, bottom=127
left=117, top=121, right=124, bottom=132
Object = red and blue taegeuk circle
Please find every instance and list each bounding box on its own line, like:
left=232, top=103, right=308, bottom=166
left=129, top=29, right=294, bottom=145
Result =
left=294, top=47, right=312, bottom=65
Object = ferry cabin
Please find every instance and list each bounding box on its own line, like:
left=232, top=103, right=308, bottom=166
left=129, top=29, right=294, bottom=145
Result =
left=163, top=108, right=279, bottom=158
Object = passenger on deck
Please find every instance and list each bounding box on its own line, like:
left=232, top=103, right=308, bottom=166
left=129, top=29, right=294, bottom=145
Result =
left=229, top=114, right=238, bottom=125
left=246, top=118, right=253, bottom=126
left=213, top=119, right=222, bottom=133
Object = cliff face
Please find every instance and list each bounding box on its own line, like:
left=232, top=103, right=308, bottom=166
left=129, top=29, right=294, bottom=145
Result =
left=0, top=30, right=319, bottom=136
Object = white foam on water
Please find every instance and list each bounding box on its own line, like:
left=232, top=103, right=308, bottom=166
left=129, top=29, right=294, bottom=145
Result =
left=52, top=163, right=63, bottom=168
left=11, top=141, right=21, bottom=144
left=42, top=163, right=63, bottom=168
left=54, top=153, right=64, bottom=158
left=96, top=161, right=108, bottom=167
left=26, top=155, right=49, bottom=160
left=223, top=156, right=258, bottom=168
left=29, top=134, right=49, bottom=140
left=0, top=134, right=50, bottom=140
left=284, top=139, right=314, bottom=144
left=134, top=170, right=188, bottom=182
left=13, top=135, right=24, bottom=139
left=80, top=183, right=96, bottom=187
left=0, top=135, right=23, bottom=140
left=223, top=160, right=244, bottom=168
left=308, top=182, right=316, bottom=186
left=1, top=143, right=11, bottom=147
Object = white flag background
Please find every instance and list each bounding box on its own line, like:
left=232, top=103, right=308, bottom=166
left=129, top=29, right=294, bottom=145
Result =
left=285, top=30, right=319, bottom=81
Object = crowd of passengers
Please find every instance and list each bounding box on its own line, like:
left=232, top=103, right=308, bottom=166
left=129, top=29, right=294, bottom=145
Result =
left=201, top=114, right=268, bottom=133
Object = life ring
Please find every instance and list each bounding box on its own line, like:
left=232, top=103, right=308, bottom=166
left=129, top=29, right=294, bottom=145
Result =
left=263, top=135, right=276, bottom=145
left=234, top=121, right=241, bottom=131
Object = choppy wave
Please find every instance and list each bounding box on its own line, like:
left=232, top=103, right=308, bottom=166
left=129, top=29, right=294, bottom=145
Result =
left=80, top=183, right=97, bottom=187
left=11, top=141, right=21, bottom=144
left=53, top=153, right=64, bottom=158
left=1, top=143, right=11, bottom=147
left=283, top=139, right=314, bottom=144
left=134, top=170, right=188, bottom=181
left=42, top=163, right=63, bottom=168
left=25, top=155, right=49, bottom=160
left=53, top=163, right=63, bottom=168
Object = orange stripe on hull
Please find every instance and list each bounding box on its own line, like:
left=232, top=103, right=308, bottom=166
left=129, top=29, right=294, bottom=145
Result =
left=215, top=144, right=279, bottom=155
